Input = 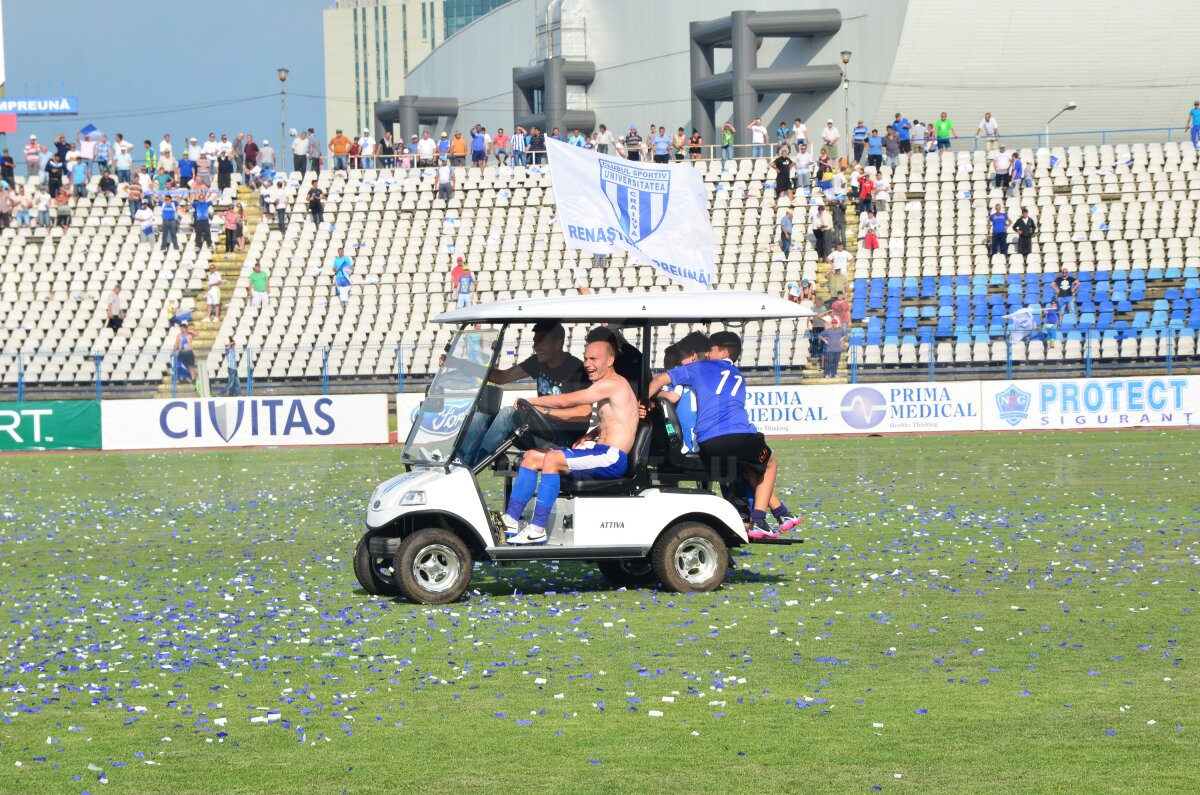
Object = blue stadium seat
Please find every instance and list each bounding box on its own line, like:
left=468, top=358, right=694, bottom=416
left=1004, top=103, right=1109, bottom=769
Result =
left=1147, top=267, right=1164, bottom=281
left=1165, top=267, right=1182, bottom=279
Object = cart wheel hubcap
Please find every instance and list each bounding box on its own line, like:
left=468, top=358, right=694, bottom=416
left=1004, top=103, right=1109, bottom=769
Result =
left=674, top=538, right=718, bottom=585
left=413, top=544, right=461, bottom=593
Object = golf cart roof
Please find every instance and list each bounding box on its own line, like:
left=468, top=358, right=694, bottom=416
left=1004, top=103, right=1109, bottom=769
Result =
left=435, top=290, right=814, bottom=325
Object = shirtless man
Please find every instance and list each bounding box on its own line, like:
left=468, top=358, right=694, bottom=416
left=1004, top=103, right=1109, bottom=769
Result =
left=501, top=338, right=639, bottom=545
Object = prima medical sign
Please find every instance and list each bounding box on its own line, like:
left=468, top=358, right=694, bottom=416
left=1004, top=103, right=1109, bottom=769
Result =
left=0, top=97, right=79, bottom=115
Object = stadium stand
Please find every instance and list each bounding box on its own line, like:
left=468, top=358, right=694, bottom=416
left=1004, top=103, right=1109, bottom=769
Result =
left=3, top=138, right=1199, bottom=396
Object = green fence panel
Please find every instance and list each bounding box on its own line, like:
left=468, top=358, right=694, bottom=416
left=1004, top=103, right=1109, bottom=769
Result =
left=0, top=401, right=102, bottom=451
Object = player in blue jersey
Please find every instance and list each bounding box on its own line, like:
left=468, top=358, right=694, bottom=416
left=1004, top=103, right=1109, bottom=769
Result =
left=647, top=331, right=798, bottom=538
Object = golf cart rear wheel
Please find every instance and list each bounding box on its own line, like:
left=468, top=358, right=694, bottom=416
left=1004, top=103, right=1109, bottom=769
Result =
left=651, top=522, right=729, bottom=593
left=393, top=529, right=473, bottom=605
left=597, top=558, right=659, bottom=589
left=354, top=534, right=400, bottom=596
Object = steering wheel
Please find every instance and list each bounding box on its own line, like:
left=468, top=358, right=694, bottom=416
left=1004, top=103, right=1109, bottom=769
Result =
left=514, top=398, right=559, bottom=443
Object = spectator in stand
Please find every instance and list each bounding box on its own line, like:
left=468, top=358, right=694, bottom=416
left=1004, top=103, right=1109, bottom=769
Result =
left=416, top=130, right=437, bottom=167
left=492, top=127, right=510, bottom=165
left=23, top=135, right=41, bottom=181
left=98, top=171, right=117, bottom=197
left=821, top=120, right=841, bottom=161
left=778, top=208, right=794, bottom=256
left=308, top=128, right=323, bottom=175
left=449, top=130, right=468, bottom=166
left=243, top=134, right=259, bottom=181
left=511, top=126, right=527, bottom=166
left=192, top=192, right=215, bottom=251
left=0, top=186, right=11, bottom=230
left=45, top=153, right=65, bottom=197
left=792, top=143, right=813, bottom=194
left=1053, top=268, right=1078, bottom=315
left=258, top=138, right=276, bottom=171
left=688, top=129, right=703, bottom=160
left=883, top=128, right=901, bottom=170
left=222, top=204, right=238, bottom=252
left=874, top=172, right=891, bottom=213
left=818, top=317, right=847, bottom=378
left=935, top=112, right=956, bottom=151
left=103, top=285, right=125, bottom=330
left=831, top=198, right=847, bottom=247
left=791, top=117, right=809, bottom=149
left=174, top=321, right=197, bottom=383
left=470, top=125, right=488, bottom=169
left=377, top=131, right=395, bottom=170
left=273, top=180, right=289, bottom=232
left=528, top=127, right=547, bottom=164
left=858, top=171, right=875, bottom=215
left=15, top=187, right=31, bottom=227
left=51, top=184, right=71, bottom=228
left=650, top=126, right=671, bottom=163
left=1013, top=207, right=1037, bottom=256
left=434, top=155, right=455, bottom=201
left=235, top=204, right=246, bottom=252
left=201, top=133, right=220, bottom=163
left=911, top=119, right=926, bottom=153
left=774, top=120, right=789, bottom=154
left=824, top=290, right=851, bottom=329
left=187, top=137, right=202, bottom=162
left=747, top=118, right=769, bottom=159
left=177, top=151, right=196, bottom=188
left=624, top=126, right=643, bottom=161
left=851, top=120, right=869, bottom=163
left=35, top=187, right=52, bottom=228
left=358, top=128, right=375, bottom=169
left=976, top=112, right=1001, bottom=150
left=988, top=203, right=1009, bottom=259
left=114, top=137, right=133, bottom=183
left=205, top=263, right=223, bottom=322
left=0, top=149, right=14, bottom=188
left=594, top=124, right=614, bottom=156
left=815, top=202, right=835, bottom=260
left=126, top=179, right=143, bottom=220
left=333, top=247, right=354, bottom=309
left=91, top=134, right=110, bottom=176
left=991, top=145, right=1013, bottom=190
left=307, top=180, right=324, bottom=225
left=292, top=130, right=310, bottom=176
left=1187, top=100, right=1200, bottom=151
left=437, top=130, right=451, bottom=158
left=771, top=146, right=795, bottom=202
left=329, top=129, right=351, bottom=172
left=720, top=122, right=735, bottom=165
left=220, top=341, right=240, bottom=396
left=894, top=113, right=912, bottom=153
left=865, top=128, right=883, bottom=171
left=152, top=165, right=172, bottom=193
left=672, top=127, right=687, bottom=160
left=827, top=242, right=853, bottom=297
left=231, top=132, right=246, bottom=179
left=1008, top=152, right=1026, bottom=197
left=860, top=210, right=880, bottom=250
left=217, top=150, right=234, bottom=191
left=156, top=133, right=172, bottom=159
left=135, top=201, right=155, bottom=244
left=346, top=137, right=361, bottom=169
left=549, top=127, right=564, bottom=143
left=566, top=128, right=585, bottom=147
left=248, top=262, right=270, bottom=313
left=455, top=263, right=475, bottom=308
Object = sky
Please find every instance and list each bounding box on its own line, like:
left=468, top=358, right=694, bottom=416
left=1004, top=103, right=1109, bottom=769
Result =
left=3, top=0, right=331, bottom=147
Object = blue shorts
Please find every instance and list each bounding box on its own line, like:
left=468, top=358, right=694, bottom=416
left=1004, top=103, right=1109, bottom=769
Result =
left=937, top=138, right=952, bottom=150
left=561, top=443, right=628, bottom=480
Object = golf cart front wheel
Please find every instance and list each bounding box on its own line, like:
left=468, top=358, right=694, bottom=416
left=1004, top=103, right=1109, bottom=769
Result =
left=597, top=558, right=659, bottom=589
left=354, top=534, right=400, bottom=596
left=393, top=529, right=474, bottom=605
left=652, top=522, right=729, bottom=593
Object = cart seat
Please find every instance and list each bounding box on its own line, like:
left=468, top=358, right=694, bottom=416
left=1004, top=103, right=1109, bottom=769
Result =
left=561, top=422, right=651, bottom=495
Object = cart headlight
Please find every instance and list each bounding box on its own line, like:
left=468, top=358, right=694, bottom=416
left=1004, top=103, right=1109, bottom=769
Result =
left=399, top=490, right=427, bottom=506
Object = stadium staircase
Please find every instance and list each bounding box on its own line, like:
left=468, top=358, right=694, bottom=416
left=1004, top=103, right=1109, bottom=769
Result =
left=154, top=185, right=263, bottom=397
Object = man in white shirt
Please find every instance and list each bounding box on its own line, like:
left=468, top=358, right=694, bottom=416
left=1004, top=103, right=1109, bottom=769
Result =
left=747, top=118, right=768, bottom=159
left=201, top=133, right=221, bottom=162
left=977, top=113, right=1001, bottom=150
left=358, top=129, right=375, bottom=169
left=790, top=118, right=808, bottom=147
left=159, top=134, right=173, bottom=158
left=911, top=121, right=927, bottom=152
left=827, top=242, right=854, bottom=296
left=187, top=137, right=202, bottom=162
left=821, top=120, right=841, bottom=161
left=990, top=145, right=1013, bottom=189
left=416, top=131, right=436, bottom=167
left=292, top=131, right=310, bottom=176
left=217, top=134, right=233, bottom=156
left=793, top=143, right=814, bottom=191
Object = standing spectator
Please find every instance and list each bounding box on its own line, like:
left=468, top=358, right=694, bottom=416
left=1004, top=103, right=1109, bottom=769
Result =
left=35, top=187, right=52, bottom=228
left=192, top=192, right=214, bottom=251
left=201, top=132, right=220, bottom=162
left=333, top=247, right=354, bottom=309
left=874, top=172, right=891, bottom=213
left=126, top=179, right=143, bottom=220
left=45, top=154, right=65, bottom=197
left=248, top=262, right=270, bottom=313
left=187, top=137, right=202, bottom=162
left=135, top=201, right=155, bottom=244
left=493, top=127, right=511, bottom=165
left=232, top=132, right=246, bottom=180
left=851, top=119, right=869, bottom=163
left=114, top=137, right=133, bottom=184
left=307, top=128, right=323, bottom=176
left=329, top=129, right=352, bottom=172
left=177, top=151, right=196, bottom=188
left=437, top=130, right=451, bottom=159
left=1008, top=153, right=1026, bottom=197
left=0, top=186, right=12, bottom=230
left=894, top=113, right=912, bottom=153
left=824, top=290, right=851, bottom=329
left=988, top=203, right=1009, bottom=259
left=831, top=198, right=847, bottom=247
left=377, top=131, right=395, bottom=170
left=416, top=131, right=437, bottom=167
left=222, top=205, right=238, bottom=252
left=1187, top=101, right=1200, bottom=151
left=688, top=129, right=704, bottom=160
left=449, top=131, right=468, bottom=166
left=174, top=321, right=197, bottom=383
left=358, top=128, right=376, bottom=169
left=794, top=143, right=813, bottom=193
left=511, top=126, right=527, bottom=166
left=346, top=137, right=361, bottom=169
left=815, top=203, right=835, bottom=261
left=244, top=134, right=259, bottom=174
left=292, top=130, right=310, bottom=176
left=911, top=119, right=927, bottom=153
left=720, top=122, right=735, bottom=164
left=0, top=150, right=14, bottom=187
left=1053, top=268, right=1078, bottom=315
left=976, top=112, right=1001, bottom=150
left=205, top=264, right=223, bottom=322
left=455, top=263, right=475, bottom=308
left=860, top=210, right=880, bottom=250
left=307, top=180, right=324, bottom=225
left=158, top=133, right=174, bottom=159
left=216, top=151, right=234, bottom=191
left=435, top=156, right=455, bottom=201
left=623, top=126, right=642, bottom=161
left=103, top=285, right=125, bottom=331
left=528, top=127, right=547, bottom=164
left=883, top=128, right=901, bottom=170
left=771, top=146, right=795, bottom=202
left=235, top=204, right=246, bottom=252
left=747, top=118, right=768, bottom=159
left=934, top=112, right=956, bottom=151
left=818, top=317, right=847, bottom=378
left=865, top=129, right=883, bottom=171
left=593, top=124, right=613, bottom=156
left=774, top=120, right=789, bottom=154
left=1013, top=207, right=1037, bottom=256
left=827, top=242, right=853, bottom=297
left=470, top=125, right=488, bottom=170
left=991, top=145, right=1013, bottom=190
left=220, top=341, right=241, bottom=397
left=258, top=139, right=276, bottom=171
left=672, top=127, right=687, bottom=160
left=778, top=208, right=794, bottom=256
left=23, top=135, right=41, bottom=182
left=93, top=134, right=111, bottom=175
left=15, top=187, right=31, bottom=227
left=821, top=120, right=841, bottom=161
left=858, top=172, right=875, bottom=215
left=566, top=128, right=585, bottom=147
left=273, top=180, right=289, bottom=232
left=53, top=186, right=72, bottom=228
left=651, top=127, right=671, bottom=163
left=790, top=117, right=809, bottom=148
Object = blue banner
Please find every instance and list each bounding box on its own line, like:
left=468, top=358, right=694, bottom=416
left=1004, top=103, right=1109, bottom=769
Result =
left=0, top=97, right=79, bottom=115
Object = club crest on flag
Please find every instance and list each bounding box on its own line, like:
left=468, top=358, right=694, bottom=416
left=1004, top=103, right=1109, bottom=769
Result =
left=599, top=159, right=670, bottom=244
left=995, top=384, right=1031, bottom=427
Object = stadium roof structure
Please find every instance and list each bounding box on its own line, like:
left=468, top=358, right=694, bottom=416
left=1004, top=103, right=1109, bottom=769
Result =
left=434, top=290, right=815, bottom=325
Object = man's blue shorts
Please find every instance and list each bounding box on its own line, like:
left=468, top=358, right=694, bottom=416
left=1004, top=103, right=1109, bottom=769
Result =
left=561, top=443, right=629, bottom=479
left=937, top=138, right=952, bottom=150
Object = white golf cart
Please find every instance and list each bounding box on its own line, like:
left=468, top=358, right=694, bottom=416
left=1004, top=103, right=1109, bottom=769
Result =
left=355, top=290, right=810, bottom=604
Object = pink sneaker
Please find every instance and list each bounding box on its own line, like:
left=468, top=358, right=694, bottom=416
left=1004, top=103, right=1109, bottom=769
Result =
left=747, top=525, right=780, bottom=541
left=778, top=515, right=803, bottom=533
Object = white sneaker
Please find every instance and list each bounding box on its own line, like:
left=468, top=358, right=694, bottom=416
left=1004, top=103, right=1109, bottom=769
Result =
left=500, top=514, right=520, bottom=538
left=508, top=525, right=547, bottom=545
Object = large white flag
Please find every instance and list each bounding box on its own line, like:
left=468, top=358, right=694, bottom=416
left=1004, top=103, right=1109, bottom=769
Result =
left=545, top=138, right=716, bottom=290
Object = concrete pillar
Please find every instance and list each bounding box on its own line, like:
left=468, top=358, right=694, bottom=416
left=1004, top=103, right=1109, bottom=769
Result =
left=544, top=57, right=567, bottom=139
left=729, top=10, right=758, bottom=150
left=689, top=21, right=716, bottom=146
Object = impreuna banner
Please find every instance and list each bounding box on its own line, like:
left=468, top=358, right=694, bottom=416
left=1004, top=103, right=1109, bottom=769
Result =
left=0, top=400, right=101, bottom=451
left=545, top=138, right=716, bottom=290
